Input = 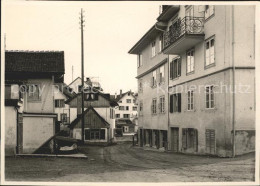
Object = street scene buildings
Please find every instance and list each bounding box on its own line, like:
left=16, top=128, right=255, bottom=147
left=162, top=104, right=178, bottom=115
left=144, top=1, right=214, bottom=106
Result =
left=129, top=5, right=255, bottom=157
left=2, top=2, right=257, bottom=184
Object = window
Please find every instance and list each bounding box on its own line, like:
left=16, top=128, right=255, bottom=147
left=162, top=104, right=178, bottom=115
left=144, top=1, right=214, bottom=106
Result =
left=126, top=99, right=131, bottom=103
left=170, top=93, right=181, bottom=113
left=5, top=84, right=19, bottom=99
left=182, top=128, right=198, bottom=151
left=139, top=101, right=143, bottom=114
left=152, top=70, right=157, bottom=87
left=205, top=5, right=214, bottom=20
left=110, top=108, right=114, bottom=119
left=159, top=66, right=165, bottom=83
left=139, top=79, right=143, bottom=93
left=205, top=129, right=216, bottom=154
left=159, top=35, right=163, bottom=52
left=170, top=58, right=181, bottom=79
left=205, top=37, right=215, bottom=66
left=123, top=114, right=130, bottom=118
left=137, top=54, right=143, bottom=67
left=151, top=98, right=157, bottom=114
left=55, top=99, right=65, bottom=108
left=187, top=90, right=194, bottom=111
left=123, top=126, right=129, bottom=133
left=60, top=113, right=67, bottom=122
left=116, top=114, right=120, bottom=118
left=159, top=96, right=165, bottom=113
left=126, top=106, right=129, bottom=111
left=151, top=41, right=156, bottom=57
left=206, top=85, right=214, bottom=108
left=132, top=106, right=137, bottom=111
left=85, top=129, right=105, bottom=140
left=28, top=84, right=40, bottom=101
left=118, top=100, right=122, bottom=103
left=119, top=106, right=124, bottom=110
left=187, top=49, right=195, bottom=73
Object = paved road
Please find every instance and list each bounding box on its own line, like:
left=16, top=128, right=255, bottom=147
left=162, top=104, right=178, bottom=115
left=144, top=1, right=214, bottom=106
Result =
left=5, top=142, right=255, bottom=182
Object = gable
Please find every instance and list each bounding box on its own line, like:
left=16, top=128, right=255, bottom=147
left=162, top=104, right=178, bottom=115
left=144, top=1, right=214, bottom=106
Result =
left=72, top=108, right=109, bottom=129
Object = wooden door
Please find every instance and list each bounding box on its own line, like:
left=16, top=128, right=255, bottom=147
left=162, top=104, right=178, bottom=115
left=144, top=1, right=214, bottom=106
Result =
left=171, top=128, right=179, bottom=152
left=206, top=129, right=215, bottom=154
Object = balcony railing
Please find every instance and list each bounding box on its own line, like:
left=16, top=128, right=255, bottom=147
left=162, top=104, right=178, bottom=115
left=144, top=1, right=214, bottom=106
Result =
left=163, top=16, right=204, bottom=50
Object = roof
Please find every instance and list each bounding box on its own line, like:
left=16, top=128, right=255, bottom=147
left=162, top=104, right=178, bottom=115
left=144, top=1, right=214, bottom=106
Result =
left=5, top=50, right=65, bottom=74
left=65, top=91, right=118, bottom=107
left=69, top=106, right=110, bottom=129
left=128, top=22, right=167, bottom=54
left=116, top=118, right=136, bottom=126
left=157, top=5, right=180, bottom=22
left=110, top=90, right=137, bottom=102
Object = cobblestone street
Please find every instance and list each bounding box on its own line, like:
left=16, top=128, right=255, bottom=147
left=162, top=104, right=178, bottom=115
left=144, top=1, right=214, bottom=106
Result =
left=5, top=142, right=255, bottom=182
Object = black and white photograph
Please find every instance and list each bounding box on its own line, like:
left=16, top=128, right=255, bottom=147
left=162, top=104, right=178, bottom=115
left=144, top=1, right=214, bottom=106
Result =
left=1, top=0, right=259, bottom=185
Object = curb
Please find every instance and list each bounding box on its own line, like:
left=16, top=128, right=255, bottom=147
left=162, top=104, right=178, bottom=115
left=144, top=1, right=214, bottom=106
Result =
left=15, top=153, right=88, bottom=159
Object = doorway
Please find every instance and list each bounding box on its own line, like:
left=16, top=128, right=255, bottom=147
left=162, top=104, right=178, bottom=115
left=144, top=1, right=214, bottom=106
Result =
left=171, top=127, right=179, bottom=152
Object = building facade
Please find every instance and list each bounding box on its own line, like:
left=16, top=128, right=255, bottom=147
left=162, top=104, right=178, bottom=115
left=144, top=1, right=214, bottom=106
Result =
left=5, top=51, right=65, bottom=155
left=66, top=91, right=118, bottom=144
left=129, top=20, right=169, bottom=150
left=129, top=5, right=255, bottom=157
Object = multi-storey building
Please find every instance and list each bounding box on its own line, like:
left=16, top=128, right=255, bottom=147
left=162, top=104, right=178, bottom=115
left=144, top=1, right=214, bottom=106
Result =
left=5, top=51, right=65, bottom=155
left=111, top=90, right=138, bottom=134
left=129, top=5, right=255, bottom=157
left=129, top=19, right=169, bottom=150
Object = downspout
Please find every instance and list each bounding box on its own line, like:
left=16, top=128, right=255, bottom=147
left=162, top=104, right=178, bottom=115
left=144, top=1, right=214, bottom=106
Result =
left=231, top=6, right=236, bottom=158
left=155, top=21, right=169, bottom=151
left=167, top=54, right=170, bottom=151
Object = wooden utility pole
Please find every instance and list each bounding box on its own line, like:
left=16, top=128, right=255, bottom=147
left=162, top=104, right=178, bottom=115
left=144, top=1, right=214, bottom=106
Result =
left=80, top=8, right=85, bottom=144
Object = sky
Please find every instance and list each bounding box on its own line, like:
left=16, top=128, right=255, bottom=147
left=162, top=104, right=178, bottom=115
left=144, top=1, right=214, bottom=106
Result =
left=3, top=1, right=163, bottom=94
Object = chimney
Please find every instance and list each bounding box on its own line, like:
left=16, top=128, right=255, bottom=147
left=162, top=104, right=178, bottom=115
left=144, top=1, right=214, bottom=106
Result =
left=115, top=92, right=117, bottom=99
left=86, top=77, right=92, bottom=87
left=120, top=89, right=122, bottom=97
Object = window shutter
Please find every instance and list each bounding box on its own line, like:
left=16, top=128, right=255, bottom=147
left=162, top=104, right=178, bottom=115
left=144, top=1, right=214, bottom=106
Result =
left=173, top=94, right=176, bottom=112
left=150, top=77, right=153, bottom=87
left=178, top=58, right=181, bottom=76
left=178, top=93, right=182, bottom=112
left=100, top=129, right=105, bottom=140
left=182, top=129, right=187, bottom=149
left=170, top=62, right=173, bottom=79
left=85, top=129, right=90, bottom=140
left=170, top=95, right=173, bottom=113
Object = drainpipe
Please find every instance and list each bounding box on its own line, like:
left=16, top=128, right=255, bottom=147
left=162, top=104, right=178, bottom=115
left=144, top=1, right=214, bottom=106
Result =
left=231, top=6, right=236, bottom=158
left=167, top=54, right=170, bottom=151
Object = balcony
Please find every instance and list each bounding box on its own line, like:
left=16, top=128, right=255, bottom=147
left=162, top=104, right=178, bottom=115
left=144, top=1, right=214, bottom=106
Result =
left=163, top=16, right=205, bottom=55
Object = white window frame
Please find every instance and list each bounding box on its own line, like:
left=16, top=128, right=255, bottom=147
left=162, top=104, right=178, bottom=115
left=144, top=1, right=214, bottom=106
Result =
left=159, top=35, right=163, bottom=52
left=139, top=79, right=143, bottom=93
left=159, top=66, right=165, bottom=83
left=139, top=101, right=143, bottom=115
left=187, top=49, right=195, bottom=74
left=159, top=96, right=165, bottom=113
left=151, top=41, right=156, bottom=57
left=187, top=90, right=194, bottom=111
left=152, top=70, right=157, bottom=87
left=205, top=85, right=215, bottom=109
left=137, top=54, right=143, bottom=67
left=152, top=98, right=157, bottom=114
left=205, top=37, right=215, bottom=67
left=28, top=84, right=41, bottom=101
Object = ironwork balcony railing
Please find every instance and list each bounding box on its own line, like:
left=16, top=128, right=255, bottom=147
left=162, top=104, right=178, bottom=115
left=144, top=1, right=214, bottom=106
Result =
left=163, top=16, right=205, bottom=50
